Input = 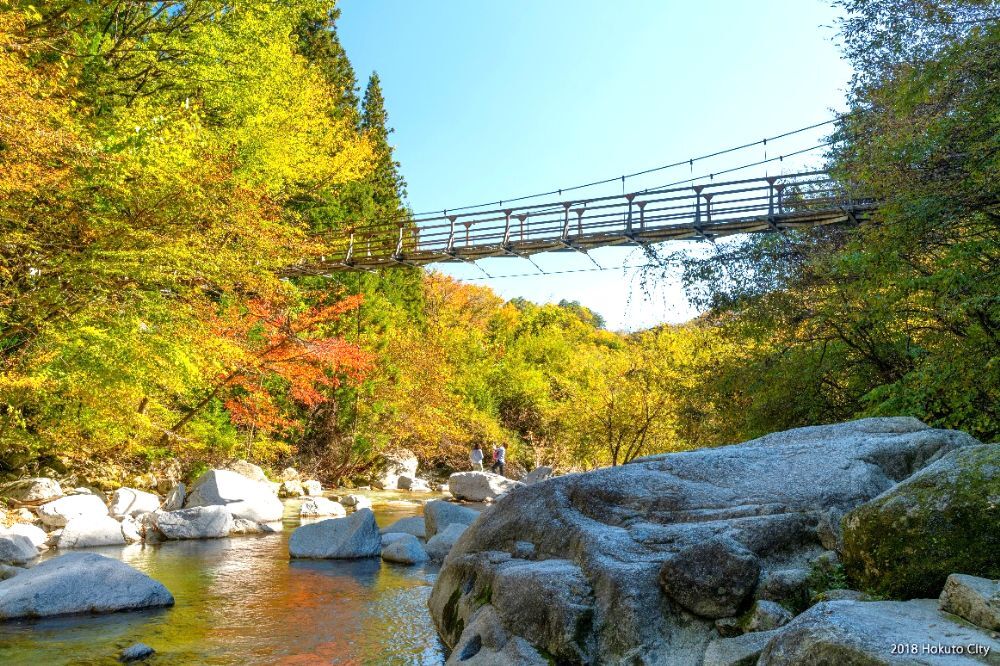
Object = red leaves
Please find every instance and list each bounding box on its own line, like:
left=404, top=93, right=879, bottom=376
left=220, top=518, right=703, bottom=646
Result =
left=215, top=295, right=371, bottom=433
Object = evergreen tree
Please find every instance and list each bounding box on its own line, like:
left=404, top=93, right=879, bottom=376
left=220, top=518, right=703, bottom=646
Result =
left=361, top=72, right=408, bottom=219
left=295, top=7, right=359, bottom=122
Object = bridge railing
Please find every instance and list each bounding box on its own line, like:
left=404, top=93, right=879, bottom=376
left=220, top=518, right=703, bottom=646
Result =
left=304, top=170, right=873, bottom=270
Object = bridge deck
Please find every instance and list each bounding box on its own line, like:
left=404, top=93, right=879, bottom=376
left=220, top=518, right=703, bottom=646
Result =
left=287, top=171, right=874, bottom=273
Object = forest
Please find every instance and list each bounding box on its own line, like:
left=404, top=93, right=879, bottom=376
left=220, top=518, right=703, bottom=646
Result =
left=0, top=0, right=997, bottom=489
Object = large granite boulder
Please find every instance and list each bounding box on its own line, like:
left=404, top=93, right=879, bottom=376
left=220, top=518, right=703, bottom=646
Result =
left=377, top=449, right=418, bottom=490
left=57, top=515, right=126, bottom=549
left=155, top=506, right=233, bottom=540
left=659, top=536, right=761, bottom=618
left=0, top=552, right=173, bottom=619
left=523, top=466, right=553, bottom=485
left=288, top=508, right=381, bottom=559
left=429, top=418, right=980, bottom=664
left=703, top=629, right=781, bottom=666
left=109, top=488, right=161, bottom=518
left=0, top=534, right=38, bottom=565
left=759, top=599, right=1000, bottom=664
left=163, top=483, right=185, bottom=511
left=0, top=477, right=63, bottom=504
left=424, top=500, right=480, bottom=539
left=185, top=469, right=283, bottom=523
left=842, top=443, right=999, bottom=598
left=37, top=494, right=109, bottom=527
left=448, top=472, right=523, bottom=502
left=1, top=524, right=47, bottom=550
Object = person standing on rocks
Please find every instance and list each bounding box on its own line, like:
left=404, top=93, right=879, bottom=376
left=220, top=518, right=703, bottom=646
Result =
left=491, top=444, right=506, bottom=476
left=470, top=443, right=484, bottom=471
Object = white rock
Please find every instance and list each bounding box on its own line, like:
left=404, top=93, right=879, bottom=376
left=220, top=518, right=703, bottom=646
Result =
left=155, top=506, right=233, bottom=540
left=2, top=524, right=47, bottom=549
left=228, top=459, right=267, bottom=482
left=0, top=552, right=173, bottom=619
left=302, top=479, right=322, bottom=496
left=37, top=494, right=109, bottom=527
left=0, top=477, right=63, bottom=504
left=342, top=494, right=373, bottom=510
left=57, top=515, right=127, bottom=549
left=109, top=488, right=161, bottom=518
left=381, top=533, right=429, bottom=564
left=397, top=475, right=432, bottom=492
left=289, top=508, right=381, bottom=559
left=12, top=508, right=36, bottom=523
left=380, top=516, right=426, bottom=539
left=447, top=471, right=524, bottom=502
left=426, top=523, right=467, bottom=561
left=280, top=479, right=305, bottom=498
left=0, top=534, right=38, bottom=565
left=230, top=518, right=282, bottom=535
left=280, top=467, right=300, bottom=482
left=185, top=469, right=283, bottom=523
left=163, top=483, right=186, bottom=511
left=299, top=497, right=346, bottom=518
left=121, top=515, right=143, bottom=543
left=377, top=449, right=419, bottom=490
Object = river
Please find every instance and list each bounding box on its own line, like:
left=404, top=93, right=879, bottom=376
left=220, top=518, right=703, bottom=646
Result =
left=0, top=492, right=448, bottom=665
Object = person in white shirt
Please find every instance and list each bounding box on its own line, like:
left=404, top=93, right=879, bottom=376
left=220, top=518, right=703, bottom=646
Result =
left=470, top=443, right=484, bottom=471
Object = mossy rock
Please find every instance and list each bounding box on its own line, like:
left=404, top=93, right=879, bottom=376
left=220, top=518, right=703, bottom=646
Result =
left=842, top=444, right=1000, bottom=598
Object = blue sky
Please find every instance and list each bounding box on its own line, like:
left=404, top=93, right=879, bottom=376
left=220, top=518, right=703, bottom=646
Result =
left=338, top=0, right=853, bottom=330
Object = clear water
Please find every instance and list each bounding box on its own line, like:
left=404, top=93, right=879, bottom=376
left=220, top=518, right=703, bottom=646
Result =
left=0, top=492, right=447, bottom=665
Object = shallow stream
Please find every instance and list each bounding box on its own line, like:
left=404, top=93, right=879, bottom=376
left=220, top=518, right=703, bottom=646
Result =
left=0, top=492, right=448, bottom=665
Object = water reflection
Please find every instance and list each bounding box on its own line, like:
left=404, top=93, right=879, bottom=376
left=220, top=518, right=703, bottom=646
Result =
left=0, top=493, right=447, bottom=665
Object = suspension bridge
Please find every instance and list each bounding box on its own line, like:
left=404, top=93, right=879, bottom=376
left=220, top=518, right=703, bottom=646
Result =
left=284, top=117, right=876, bottom=276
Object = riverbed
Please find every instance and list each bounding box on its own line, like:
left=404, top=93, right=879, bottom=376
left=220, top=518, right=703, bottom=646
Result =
left=0, top=492, right=448, bottom=665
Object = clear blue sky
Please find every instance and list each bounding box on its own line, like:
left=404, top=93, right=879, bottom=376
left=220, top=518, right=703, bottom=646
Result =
left=338, top=0, right=853, bottom=330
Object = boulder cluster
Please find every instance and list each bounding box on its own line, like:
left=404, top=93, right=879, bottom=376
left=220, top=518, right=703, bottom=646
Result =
left=428, top=417, right=1000, bottom=665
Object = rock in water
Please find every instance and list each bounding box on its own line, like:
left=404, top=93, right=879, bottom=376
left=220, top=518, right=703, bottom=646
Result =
left=341, top=494, right=372, bottom=510
left=428, top=417, right=980, bottom=664
left=939, top=573, right=1000, bottom=631
left=426, top=523, right=468, bottom=562
left=185, top=469, right=283, bottom=523
left=119, top=642, right=155, bottom=662
left=109, top=488, right=161, bottom=518
left=288, top=508, right=381, bottom=559
left=0, top=534, right=38, bottom=565
left=58, top=515, right=126, bottom=548
left=302, top=479, right=322, bottom=496
left=842, top=443, right=1000, bottom=598
left=299, top=497, right=346, bottom=518
left=155, top=506, right=233, bottom=540
left=0, top=478, right=63, bottom=504
left=0, top=552, right=173, bottom=619
left=423, top=500, right=480, bottom=539
left=380, top=516, right=426, bottom=539
left=381, top=533, right=429, bottom=564
left=759, top=599, right=1000, bottom=665
left=447, top=472, right=524, bottom=502
left=37, top=494, right=109, bottom=527
left=279, top=480, right=305, bottom=498
left=396, top=475, right=432, bottom=492
left=1, top=524, right=47, bottom=550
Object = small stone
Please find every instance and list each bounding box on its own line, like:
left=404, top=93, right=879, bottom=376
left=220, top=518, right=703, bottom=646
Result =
left=299, top=497, right=345, bottom=518
left=0, top=478, right=63, bottom=504
left=0, top=563, right=24, bottom=580
left=279, top=479, right=305, bottom=498
left=2, top=523, right=47, bottom=550
left=301, top=479, right=322, bottom=496
left=341, top=494, right=372, bottom=510
left=703, top=629, right=781, bottom=666
left=816, top=588, right=869, bottom=602
left=119, top=642, right=155, bottom=662
left=162, top=483, right=185, bottom=511
left=744, top=600, right=793, bottom=632
left=0, top=534, right=38, bottom=565
left=280, top=467, right=300, bottom=482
